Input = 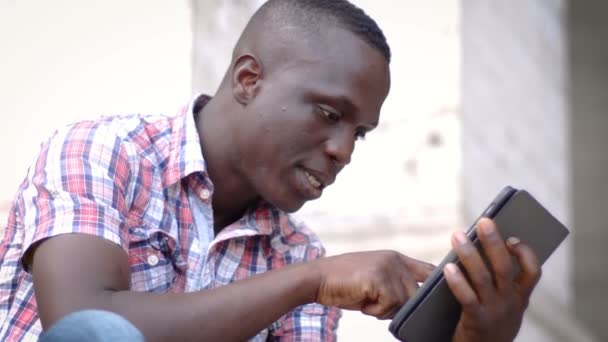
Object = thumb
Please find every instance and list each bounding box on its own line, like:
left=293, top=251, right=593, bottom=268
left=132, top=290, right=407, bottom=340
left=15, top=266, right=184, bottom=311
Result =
left=361, top=299, right=398, bottom=320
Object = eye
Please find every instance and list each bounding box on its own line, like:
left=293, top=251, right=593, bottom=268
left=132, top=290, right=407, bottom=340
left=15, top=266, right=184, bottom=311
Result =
left=317, top=104, right=342, bottom=123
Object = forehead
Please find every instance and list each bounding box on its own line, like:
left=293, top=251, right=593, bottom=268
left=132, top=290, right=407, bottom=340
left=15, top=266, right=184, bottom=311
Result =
left=273, top=26, right=391, bottom=117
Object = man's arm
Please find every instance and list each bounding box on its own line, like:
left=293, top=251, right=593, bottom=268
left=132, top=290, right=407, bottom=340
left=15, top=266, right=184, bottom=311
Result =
left=31, top=233, right=434, bottom=342
left=22, top=119, right=434, bottom=341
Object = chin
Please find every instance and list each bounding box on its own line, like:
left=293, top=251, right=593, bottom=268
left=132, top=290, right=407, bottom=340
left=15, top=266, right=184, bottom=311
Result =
left=274, top=200, right=306, bottom=213
left=264, top=195, right=307, bottom=213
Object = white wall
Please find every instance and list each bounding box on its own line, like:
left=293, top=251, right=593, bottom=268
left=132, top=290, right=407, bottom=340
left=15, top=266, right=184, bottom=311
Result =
left=0, top=0, right=192, bottom=215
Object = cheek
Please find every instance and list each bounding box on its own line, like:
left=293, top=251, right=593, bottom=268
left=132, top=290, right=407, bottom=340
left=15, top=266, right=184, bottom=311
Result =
left=244, top=102, right=324, bottom=162
left=265, top=119, right=317, bottom=153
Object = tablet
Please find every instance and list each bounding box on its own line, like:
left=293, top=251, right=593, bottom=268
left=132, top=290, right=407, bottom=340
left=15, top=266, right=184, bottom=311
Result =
left=388, top=186, right=570, bottom=342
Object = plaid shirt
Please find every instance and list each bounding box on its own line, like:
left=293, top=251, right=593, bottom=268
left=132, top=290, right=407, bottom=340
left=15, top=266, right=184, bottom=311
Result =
left=0, top=96, right=341, bottom=341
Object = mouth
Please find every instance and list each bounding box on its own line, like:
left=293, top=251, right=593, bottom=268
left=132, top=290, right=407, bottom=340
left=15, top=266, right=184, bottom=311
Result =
left=294, top=167, right=329, bottom=200
left=303, top=170, right=324, bottom=189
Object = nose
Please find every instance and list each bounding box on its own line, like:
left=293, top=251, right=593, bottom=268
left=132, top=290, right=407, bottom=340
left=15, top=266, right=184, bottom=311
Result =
left=325, top=128, right=355, bottom=167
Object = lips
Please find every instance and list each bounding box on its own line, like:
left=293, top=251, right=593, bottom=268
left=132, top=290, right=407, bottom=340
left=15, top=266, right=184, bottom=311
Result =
left=293, top=166, right=333, bottom=200
left=302, top=166, right=334, bottom=190
left=304, top=170, right=323, bottom=189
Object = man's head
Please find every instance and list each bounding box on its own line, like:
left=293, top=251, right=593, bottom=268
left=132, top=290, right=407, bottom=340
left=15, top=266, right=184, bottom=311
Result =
left=205, top=0, right=391, bottom=213
left=232, top=0, right=391, bottom=67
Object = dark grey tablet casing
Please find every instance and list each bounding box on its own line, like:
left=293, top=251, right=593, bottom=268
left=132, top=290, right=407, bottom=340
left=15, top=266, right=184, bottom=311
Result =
left=388, top=187, right=570, bottom=342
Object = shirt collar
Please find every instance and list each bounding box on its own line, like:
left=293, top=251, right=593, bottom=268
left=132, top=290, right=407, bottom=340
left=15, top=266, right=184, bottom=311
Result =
left=163, top=94, right=210, bottom=187
left=164, top=95, right=290, bottom=241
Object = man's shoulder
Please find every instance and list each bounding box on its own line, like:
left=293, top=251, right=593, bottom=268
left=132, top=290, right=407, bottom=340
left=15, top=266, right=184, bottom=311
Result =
left=45, top=112, right=179, bottom=162
left=60, top=112, right=175, bottom=143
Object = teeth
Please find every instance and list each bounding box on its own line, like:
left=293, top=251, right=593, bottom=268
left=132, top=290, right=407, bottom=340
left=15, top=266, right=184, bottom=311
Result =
left=304, top=171, right=322, bottom=188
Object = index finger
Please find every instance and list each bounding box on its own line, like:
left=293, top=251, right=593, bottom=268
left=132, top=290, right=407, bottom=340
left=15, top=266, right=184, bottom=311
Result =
left=399, top=254, right=436, bottom=282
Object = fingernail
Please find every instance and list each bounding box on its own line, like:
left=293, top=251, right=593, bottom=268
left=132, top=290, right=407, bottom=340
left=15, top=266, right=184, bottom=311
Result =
left=479, top=222, right=493, bottom=235
left=506, top=236, right=520, bottom=246
left=454, top=231, right=468, bottom=245
left=445, top=263, right=458, bottom=275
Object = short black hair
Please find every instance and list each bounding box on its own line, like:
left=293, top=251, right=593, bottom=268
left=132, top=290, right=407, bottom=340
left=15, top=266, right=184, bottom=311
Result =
left=255, top=0, right=391, bottom=63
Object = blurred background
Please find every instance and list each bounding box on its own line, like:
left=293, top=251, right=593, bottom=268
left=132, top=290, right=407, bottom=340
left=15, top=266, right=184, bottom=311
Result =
left=0, top=0, right=605, bottom=341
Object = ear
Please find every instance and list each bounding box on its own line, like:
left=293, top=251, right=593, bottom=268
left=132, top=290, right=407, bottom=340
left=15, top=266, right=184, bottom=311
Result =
left=231, top=54, right=263, bottom=105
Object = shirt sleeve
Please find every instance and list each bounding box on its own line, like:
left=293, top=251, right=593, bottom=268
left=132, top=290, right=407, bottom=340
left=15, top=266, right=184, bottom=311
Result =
left=18, top=120, right=132, bottom=270
left=269, top=302, right=341, bottom=341
left=267, top=216, right=342, bottom=341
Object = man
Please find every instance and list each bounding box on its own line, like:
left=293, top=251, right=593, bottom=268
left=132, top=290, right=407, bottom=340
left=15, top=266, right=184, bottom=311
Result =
left=0, top=0, right=541, bottom=341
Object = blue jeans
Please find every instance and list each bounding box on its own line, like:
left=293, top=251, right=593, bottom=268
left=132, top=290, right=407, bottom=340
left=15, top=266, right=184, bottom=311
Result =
left=40, top=310, right=145, bottom=342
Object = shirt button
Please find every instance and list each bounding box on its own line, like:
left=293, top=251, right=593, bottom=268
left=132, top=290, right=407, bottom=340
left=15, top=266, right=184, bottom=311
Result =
left=199, top=189, right=211, bottom=200
left=147, top=255, right=159, bottom=266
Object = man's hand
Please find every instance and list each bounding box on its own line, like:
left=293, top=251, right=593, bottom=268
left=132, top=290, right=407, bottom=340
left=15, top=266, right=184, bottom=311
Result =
left=314, top=250, right=435, bottom=319
left=444, top=218, right=542, bottom=342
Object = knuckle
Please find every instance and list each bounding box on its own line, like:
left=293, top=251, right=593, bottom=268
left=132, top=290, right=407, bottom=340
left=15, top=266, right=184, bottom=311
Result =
left=389, top=296, right=401, bottom=308
left=460, top=296, right=479, bottom=312
left=376, top=250, right=396, bottom=263
left=361, top=281, right=377, bottom=298
left=470, top=306, right=488, bottom=323
left=475, top=271, right=493, bottom=287
left=387, top=250, right=402, bottom=261
left=495, top=275, right=514, bottom=291
left=494, top=263, right=513, bottom=277
left=484, top=233, right=503, bottom=246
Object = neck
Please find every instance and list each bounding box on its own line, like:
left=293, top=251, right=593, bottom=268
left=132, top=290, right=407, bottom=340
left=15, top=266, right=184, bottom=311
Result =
left=195, top=95, right=260, bottom=233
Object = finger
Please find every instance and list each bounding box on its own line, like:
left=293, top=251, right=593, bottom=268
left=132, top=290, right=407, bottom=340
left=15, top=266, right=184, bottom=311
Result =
left=383, top=285, right=407, bottom=320
left=507, top=238, right=541, bottom=299
left=362, top=302, right=391, bottom=319
left=452, top=230, right=495, bottom=300
left=399, top=254, right=436, bottom=282
left=476, top=218, right=515, bottom=288
left=443, top=263, right=479, bottom=311
left=398, top=271, right=419, bottom=301
left=361, top=291, right=400, bottom=320
left=381, top=271, right=417, bottom=319
left=359, top=270, right=412, bottom=320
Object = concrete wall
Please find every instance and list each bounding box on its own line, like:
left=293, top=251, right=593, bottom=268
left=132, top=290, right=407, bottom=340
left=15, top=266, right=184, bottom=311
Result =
left=570, top=2, right=608, bottom=341
left=462, top=1, right=595, bottom=341
left=463, top=0, right=570, bottom=301
left=0, top=0, right=192, bottom=223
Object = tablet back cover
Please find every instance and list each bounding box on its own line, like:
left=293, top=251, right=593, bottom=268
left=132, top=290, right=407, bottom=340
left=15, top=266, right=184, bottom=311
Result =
left=393, top=190, right=569, bottom=342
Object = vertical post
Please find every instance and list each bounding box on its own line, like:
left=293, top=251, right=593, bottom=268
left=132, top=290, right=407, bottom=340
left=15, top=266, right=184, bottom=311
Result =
left=570, top=2, right=608, bottom=341
left=461, top=1, right=596, bottom=340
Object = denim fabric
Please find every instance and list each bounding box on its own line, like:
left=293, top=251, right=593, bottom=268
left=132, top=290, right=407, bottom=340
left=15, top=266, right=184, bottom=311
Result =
left=40, top=310, right=145, bottom=342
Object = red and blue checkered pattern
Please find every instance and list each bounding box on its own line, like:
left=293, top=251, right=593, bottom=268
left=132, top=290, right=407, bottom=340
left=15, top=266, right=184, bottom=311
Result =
left=0, top=97, right=340, bottom=341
